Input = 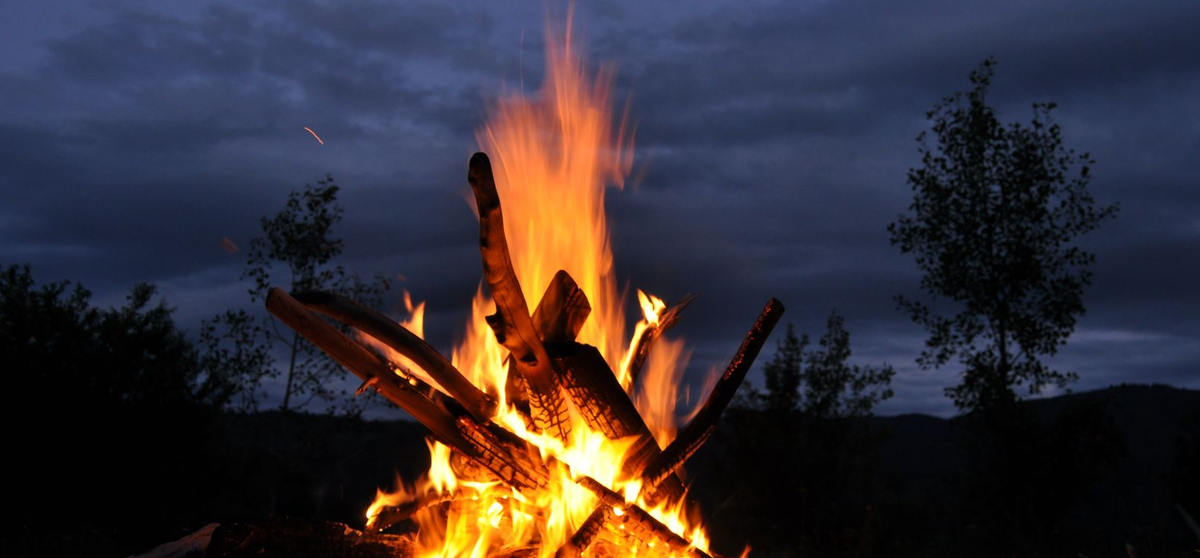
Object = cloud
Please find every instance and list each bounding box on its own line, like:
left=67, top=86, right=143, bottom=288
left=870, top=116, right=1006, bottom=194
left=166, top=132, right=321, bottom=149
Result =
left=1, top=0, right=1197, bottom=415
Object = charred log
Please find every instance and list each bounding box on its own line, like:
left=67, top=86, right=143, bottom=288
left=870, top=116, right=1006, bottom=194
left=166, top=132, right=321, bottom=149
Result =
left=265, top=288, right=471, bottom=452
left=533, top=270, right=592, bottom=343
left=468, top=152, right=571, bottom=441
left=554, top=505, right=612, bottom=558
left=291, top=290, right=495, bottom=423
left=623, top=295, right=694, bottom=388
left=576, top=477, right=712, bottom=558
left=641, top=298, right=784, bottom=495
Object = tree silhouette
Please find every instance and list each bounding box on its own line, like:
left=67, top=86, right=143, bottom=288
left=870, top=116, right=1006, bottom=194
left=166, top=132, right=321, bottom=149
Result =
left=718, top=311, right=893, bottom=556
left=888, top=59, right=1117, bottom=416
left=212, top=175, right=389, bottom=414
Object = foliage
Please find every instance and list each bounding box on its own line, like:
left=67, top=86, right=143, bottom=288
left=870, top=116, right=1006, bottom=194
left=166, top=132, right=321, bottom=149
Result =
left=753, top=311, right=895, bottom=420
left=888, top=58, right=1118, bottom=415
left=208, top=175, right=389, bottom=414
left=1, top=263, right=225, bottom=556
left=714, top=311, right=893, bottom=557
left=1, top=263, right=222, bottom=408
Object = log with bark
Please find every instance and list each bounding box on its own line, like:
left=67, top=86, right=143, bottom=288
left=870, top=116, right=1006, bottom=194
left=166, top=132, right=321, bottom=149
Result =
left=468, top=152, right=572, bottom=441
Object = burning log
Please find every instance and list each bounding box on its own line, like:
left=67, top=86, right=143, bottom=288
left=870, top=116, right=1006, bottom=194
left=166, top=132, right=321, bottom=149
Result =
left=547, top=341, right=686, bottom=504
left=504, top=269, right=593, bottom=418
left=576, top=477, right=712, bottom=558
left=533, top=270, right=592, bottom=343
left=554, top=505, right=612, bottom=558
left=291, top=289, right=496, bottom=423
left=640, top=298, right=785, bottom=496
left=469, top=152, right=572, bottom=441
left=265, top=287, right=470, bottom=450
left=266, top=288, right=550, bottom=494
left=623, top=294, right=695, bottom=388
left=366, top=494, right=448, bottom=534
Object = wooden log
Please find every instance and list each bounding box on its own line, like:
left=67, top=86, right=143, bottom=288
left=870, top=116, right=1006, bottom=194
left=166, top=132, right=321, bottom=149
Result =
left=456, top=416, right=551, bottom=492
left=623, top=294, right=695, bottom=388
left=365, top=492, right=457, bottom=533
left=291, top=290, right=496, bottom=423
left=546, top=342, right=685, bottom=504
left=532, top=270, right=592, bottom=343
left=576, top=477, right=712, bottom=558
left=268, top=288, right=547, bottom=494
left=468, top=152, right=571, bottom=441
left=641, top=298, right=784, bottom=495
left=266, top=288, right=472, bottom=453
left=554, top=505, right=612, bottom=558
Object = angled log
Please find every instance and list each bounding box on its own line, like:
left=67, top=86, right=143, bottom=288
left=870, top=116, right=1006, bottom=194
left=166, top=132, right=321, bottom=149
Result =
left=545, top=341, right=685, bottom=504
left=366, top=493, right=450, bottom=533
left=266, top=288, right=472, bottom=453
left=641, top=298, right=784, bottom=495
left=576, top=476, right=712, bottom=558
left=554, top=505, right=612, bottom=558
left=292, top=289, right=496, bottom=423
left=532, top=269, right=592, bottom=343
left=623, top=294, right=695, bottom=388
left=269, top=288, right=546, bottom=495
left=456, top=416, right=550, bottom=492
left=468, top=152, right=571, bottom=441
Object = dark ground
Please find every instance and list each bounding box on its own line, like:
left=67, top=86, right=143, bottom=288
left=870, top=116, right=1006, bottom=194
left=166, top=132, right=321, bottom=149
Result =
left=4, top=384, right=1197, bottom=558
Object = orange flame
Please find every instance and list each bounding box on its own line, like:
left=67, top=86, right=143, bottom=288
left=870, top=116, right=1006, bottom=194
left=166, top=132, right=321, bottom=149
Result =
left=368, top=18, right=710, bottom=558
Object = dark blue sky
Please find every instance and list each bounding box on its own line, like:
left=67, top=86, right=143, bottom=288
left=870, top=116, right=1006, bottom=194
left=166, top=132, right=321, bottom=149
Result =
left=2, top=0, right=1197, bottom=417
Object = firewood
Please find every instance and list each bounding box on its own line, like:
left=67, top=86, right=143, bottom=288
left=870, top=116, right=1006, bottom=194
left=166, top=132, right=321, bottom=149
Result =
left=468, top=152, right=571, bottom=441
left=532, top=270, right=592, bottom=343
left=266, top=288, right=471, bottom=452
left=545, top=341, right=686, bottom=503
left=641, top=298, right=784, bottom=495
left=576, top=477, right=712, bottom=558
left=456, top=416, right=551, bottom=492
left=554, top=505, right=612, bottom=558
left=291, top=290, right=496, bottom=423
left=366, top=495, right=443, bottom=533
left=548, top=342, right=644, bottom=440
left=268, top=288, right=549, bottom=494
left=623, top=294, right=695, bottom=388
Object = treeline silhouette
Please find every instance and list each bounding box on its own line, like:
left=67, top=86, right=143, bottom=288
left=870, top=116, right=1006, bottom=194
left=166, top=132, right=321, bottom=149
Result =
left=1, top=263, right=1198, bottom=558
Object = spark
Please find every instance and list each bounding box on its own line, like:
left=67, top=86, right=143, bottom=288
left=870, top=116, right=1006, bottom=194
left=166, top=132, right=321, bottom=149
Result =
left=303, top=126, right=325, bottom=145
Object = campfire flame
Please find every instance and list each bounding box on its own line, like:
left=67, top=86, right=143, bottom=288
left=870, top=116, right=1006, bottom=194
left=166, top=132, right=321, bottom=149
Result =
left=364, top=21, right=705, bottom=558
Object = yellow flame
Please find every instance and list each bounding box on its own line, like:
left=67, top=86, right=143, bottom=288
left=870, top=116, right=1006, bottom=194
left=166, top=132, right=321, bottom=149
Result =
left=368, top=18, right=709, bottom=558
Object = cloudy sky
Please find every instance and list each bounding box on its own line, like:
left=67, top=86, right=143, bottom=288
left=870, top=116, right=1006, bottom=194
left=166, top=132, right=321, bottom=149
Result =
left=2, top=0, right=1197, bottom=417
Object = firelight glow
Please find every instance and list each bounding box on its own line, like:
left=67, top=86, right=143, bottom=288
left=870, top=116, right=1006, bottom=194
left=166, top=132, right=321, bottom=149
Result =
left=363, top=20, right=708, bottom=558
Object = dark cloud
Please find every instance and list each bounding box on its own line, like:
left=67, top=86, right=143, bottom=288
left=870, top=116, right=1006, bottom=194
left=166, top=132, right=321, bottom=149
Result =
left=2, top=0, right=1196, bottom=418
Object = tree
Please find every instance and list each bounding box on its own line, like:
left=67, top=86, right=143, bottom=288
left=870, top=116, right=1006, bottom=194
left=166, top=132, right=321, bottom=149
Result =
left=803, top=311, right=895, bottom=420
left=223, top=175, right=389, bottom=414
left=761, top=323, right=806, bottom=416
left=1, top=263, right=225, bottom=549
left=714, top=311, right=893, bottom=557
left=888, top=59, right=1117, bottom=416
left=754, top=311, right=895, bottom=420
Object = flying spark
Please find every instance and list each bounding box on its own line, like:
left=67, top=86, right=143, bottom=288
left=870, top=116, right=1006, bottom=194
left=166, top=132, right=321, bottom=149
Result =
left=303, top=126, right=325, bottom=145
